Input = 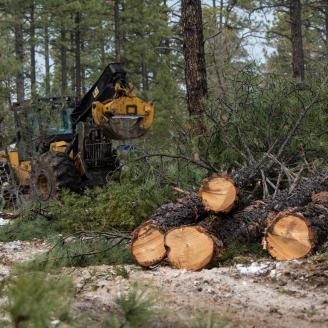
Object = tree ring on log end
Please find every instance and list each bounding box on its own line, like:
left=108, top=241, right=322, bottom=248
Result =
left=263, top=213, right=314, bottom=261
left=165, top=226, right=216, bottom=271
left=131, top=223, right=166, bottom=267
left=199, top=175, right=239, bottom=214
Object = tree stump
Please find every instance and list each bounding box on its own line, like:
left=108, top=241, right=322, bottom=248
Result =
left=131, top=193, right=206, bottom=267
left=199, top=175, right=239, bottom=214
left=263, top=203, right=328, bottom=260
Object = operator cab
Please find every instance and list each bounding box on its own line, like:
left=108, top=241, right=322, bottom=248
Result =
left=12, top=97, right=75, bottom=158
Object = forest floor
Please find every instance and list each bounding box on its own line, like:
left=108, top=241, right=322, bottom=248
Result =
left=1, top=236, right=328, bottom=328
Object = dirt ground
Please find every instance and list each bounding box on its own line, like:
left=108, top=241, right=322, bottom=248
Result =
left=1, top=239, right=328, bottom=327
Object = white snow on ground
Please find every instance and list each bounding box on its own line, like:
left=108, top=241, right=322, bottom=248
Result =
left=0, top=217, right=9, bottom=225
left=235, top=261, right=274, bottom=276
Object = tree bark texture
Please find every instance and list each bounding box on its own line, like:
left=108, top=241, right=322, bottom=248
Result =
left=14, top=20, right=24, bottom=103
left=30, top=2, right=36, bottom=97
left=60, top=25, right=67, bottom=96
left=138, top=192, right=206, bottom=233
left=290, top=0, right=305, bottom=82
left=114, top=0, right=121, bottom=62
left=181, top=0, right=208, bottom=130
left=201, top=175, right=328, bottom=245
left=44, top=19, right=50, bottom=97
left=75, top=12, right=82, bottom=101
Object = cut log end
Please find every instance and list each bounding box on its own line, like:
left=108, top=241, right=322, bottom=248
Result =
left=263, top=214, right=313, bottom=261
left=131, top=223, right=166, bottom=267
left=165, top=226, right=219, bottom=271
left=200, top=175, right=239, bottom=214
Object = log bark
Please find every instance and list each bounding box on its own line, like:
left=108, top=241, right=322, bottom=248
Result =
left=214, top=176, right=328, bottom=244
left=131, top=193, right=206, bottom=267
left=164, top=176, right=328, bottom=270
left=263, top=203, right=328, bottom=260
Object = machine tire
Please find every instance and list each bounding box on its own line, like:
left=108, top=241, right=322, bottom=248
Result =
left=30, top=152, right=82, bottom=201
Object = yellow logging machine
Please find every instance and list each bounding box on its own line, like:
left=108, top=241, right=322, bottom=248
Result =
left=0, top=64, right=154, bottom=203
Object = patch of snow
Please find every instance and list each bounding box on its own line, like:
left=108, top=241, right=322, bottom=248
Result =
left=235, top=262, right=274, bottom=276
left=0, top=217, right=9, bottom=226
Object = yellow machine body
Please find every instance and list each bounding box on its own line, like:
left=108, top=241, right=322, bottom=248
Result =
left=92, top=84, right=154, bottom=140
left=49, top=141, right=73, bottom=159
left=6, top=151, right=31, bottom=186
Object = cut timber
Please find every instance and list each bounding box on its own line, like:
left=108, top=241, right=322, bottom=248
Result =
left=165, top=225, right=222, bottom=271
left=263, top=203, right=328, bottom=260
left=200, top=175, right=239, bottom=213
left=131, top=193, right=206, bottom=267
left=131, top=223, right=166, bottom=267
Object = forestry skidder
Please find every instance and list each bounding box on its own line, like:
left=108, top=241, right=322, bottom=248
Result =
left=0, top=63, right=154, bottom=204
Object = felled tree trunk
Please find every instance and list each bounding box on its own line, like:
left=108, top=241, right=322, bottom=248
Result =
left=131, top=193, right=206, bottom=267
left=263, top=203, right=328, bottom=260
left=165, top=176, right=328, bottom=270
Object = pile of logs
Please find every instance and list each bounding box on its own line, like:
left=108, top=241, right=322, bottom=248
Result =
left=131, top=174, right=328, bottom=271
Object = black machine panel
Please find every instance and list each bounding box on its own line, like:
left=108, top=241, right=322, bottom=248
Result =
left=71, top=63, right=128, bottom=128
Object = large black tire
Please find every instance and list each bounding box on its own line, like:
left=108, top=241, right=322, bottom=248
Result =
left=30, top=152, right=82, bottom=201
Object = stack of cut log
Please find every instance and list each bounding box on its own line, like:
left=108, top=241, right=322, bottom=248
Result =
left=131, top=174, right=328, bottom=271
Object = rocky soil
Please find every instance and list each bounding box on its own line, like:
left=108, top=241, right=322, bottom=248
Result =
left=0, top=236, right=327, bottom=327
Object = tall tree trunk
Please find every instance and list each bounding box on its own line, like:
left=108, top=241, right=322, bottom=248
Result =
left=30, top=2, right=36, bottom=97
left=44, top=19, right=50, bottom=97
left=14, top=21, right=24, bottom=103
left=81, top=40, right=86, bottom=95
left=212, top=0, right=217, bottom=24
left=70, top=30, right=75, bottom=96
left=324, top=2, right=328, bottom=63
left=75, top=12, right=81, bottom=101
left=60, top=25, right=67, bottom=96
left=181, top=0, right=208, bottom=133
left=114, top=0, right=121, bottom=62
left=219, top=0, right=223, bottom=29
left=290, top=0, right=305, bottom=82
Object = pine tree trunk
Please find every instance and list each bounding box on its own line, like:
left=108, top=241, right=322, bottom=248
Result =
left=60, top=25, right=67, bottom=97
left=181, top=0, right=208, bottom=132
left=114, top=0, right=121, bottom=62
left=212, top=0, right=217, bottom=24
left=290, top=0, right=305, bottom=82
left=219, top=0, right=223, bottom=29
left=44, top=20, right=51, bottom=97
left=70, top=27, right=76, bottom=95
left=14, top=21, right=24, bottom=103
left=75, top=12, right=81, bottom=101
left=324, top=3, right=328, bottom=64
left=30, top=2, right=36, bottom=97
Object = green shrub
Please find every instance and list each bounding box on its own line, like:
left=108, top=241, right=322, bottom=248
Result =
left=103, top=285, right=156, bottom=328
left=49, top=177, right=173, bottom=232
left=0, top=216, right=57, bottom=242
left=1, top=272, right=74, bottom=328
